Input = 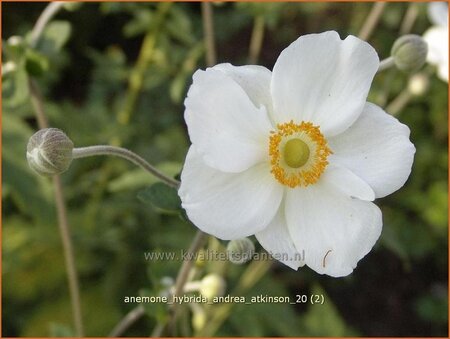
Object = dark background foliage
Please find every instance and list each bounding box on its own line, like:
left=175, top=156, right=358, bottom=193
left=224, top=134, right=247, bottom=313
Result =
left=2, top=2, right=448, bottom=337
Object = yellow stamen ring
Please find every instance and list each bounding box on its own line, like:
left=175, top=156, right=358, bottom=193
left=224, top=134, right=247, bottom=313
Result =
left=269, top=121, right=332, bottom=188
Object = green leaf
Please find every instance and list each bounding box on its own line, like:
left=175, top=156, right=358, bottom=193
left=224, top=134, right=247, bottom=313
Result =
left=137, top=182, right=181, bottom=213
left=299, top=284, right=359, bottom=336
left=37, top=20, right=72, bottom=55
left=108, top=162, right=182, bottom=192
left=25, top=49, right=49, bottom=77
left=2, top=64, right=30, bottom=108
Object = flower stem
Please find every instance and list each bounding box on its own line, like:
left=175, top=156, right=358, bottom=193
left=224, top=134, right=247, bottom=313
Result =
left=378, top=56, right=395, bottom=73
left=109, top=305, right=145, bottom=337
left=53, top=175, right=84, bottom=337
left=248, top=14, right=265, bottom=64
left=29, top=81, right=84, bottom=337
left=28, top=2, right=84, bottom=336
left=201, top=2, right=217, bottom=66
left=399, top=2, right=419, bottom=35
left=385, top=88, right=412, bottom=116
left=72, top=146, right=180, bottom=189
left=30, top=1, right=66, bottom=48
left=358, top=2, right=387, bottom=41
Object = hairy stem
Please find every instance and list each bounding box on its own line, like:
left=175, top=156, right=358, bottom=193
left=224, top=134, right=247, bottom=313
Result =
left=377, top=56, right=395, bottom=73
left=72, top=146, right=180, bottom=189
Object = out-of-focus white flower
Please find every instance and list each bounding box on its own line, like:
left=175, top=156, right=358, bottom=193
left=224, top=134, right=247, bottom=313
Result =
left=423, top=2, right=448, bottom=82
left=179, top=31, right=415, bottom=277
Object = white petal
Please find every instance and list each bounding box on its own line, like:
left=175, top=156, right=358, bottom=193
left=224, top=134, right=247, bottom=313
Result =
left=329, top=103, right=415, bottom=198
left=271, top=31, right=379, bottom=137
left=212, top=63, right=274, bottom=118
left=285, top=182, right=382, bottom=277
left=179, top=147, right=283, bottom=240
left=321, top=165, right=375, bottom=201
left=428, top=2, right=448, bottom=27
left=424, top=26, right=449, bottom=82
left=184, top=68, right=272, bottom=173
left=255, top=205, right=305, bottom=270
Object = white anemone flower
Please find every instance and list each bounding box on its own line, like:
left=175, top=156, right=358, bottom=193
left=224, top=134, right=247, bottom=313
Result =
left=179, top=31, right=415, bottom=277
left=423, top=2, right=448, bottom=82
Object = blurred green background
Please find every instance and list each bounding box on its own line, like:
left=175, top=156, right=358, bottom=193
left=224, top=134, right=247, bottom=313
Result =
left=2, top=2, right=448, bottom=337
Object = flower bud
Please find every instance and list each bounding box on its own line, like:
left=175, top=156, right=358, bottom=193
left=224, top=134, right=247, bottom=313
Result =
left=6, top=36, right=26, bottom=61
left=226, top=238, right=255, bottom=264
left=199, top=274, right=226, bottom=299
left=391, top=35, right=428, bottom=72
left=26, top=128, right=74, bottom=176
left=408, top=73, right=430, bottom=96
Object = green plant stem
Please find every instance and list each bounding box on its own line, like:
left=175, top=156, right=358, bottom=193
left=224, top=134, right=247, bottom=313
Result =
left=358, top=2, right=387, bottom=41
left=385, top=88, right=412, bottom=116
left=109, top=305, right=145, bottom=337
left=201, top=2, right=217, bottom=66
left=400, top=2, right=419, bottom=35
left=116, top=2, right=172, bottom=128
left=198, top=259, right=273, bottom=337
left=30, top=1, right=66, bottom=48
left=378, top=56, right=395, bottom=73
left=29, top=80, right=84, bottom=337
left=248, top=14, right=265, bottom=64
left=28, top=3, right=84, bottom=336
left=72, top=145, right=180, bottom=188
left=168, top=231, right=208, bottom=334
left=53, top=175, right=84, bottom=337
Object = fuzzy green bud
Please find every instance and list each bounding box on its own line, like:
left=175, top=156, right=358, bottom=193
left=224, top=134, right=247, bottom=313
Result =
left=27, top=128, right=74, bottom=176
left=391, top=35, right=428, bottom=72
left=226, top=238, right=255, bottom=264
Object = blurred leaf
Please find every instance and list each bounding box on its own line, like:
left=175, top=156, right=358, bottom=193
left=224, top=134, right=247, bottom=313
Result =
left=37, top=21, right=72, bottom=55
left=137, top=182, right=181, bottom=213
left=2, top=64, right=29, bottom=108
left=49, top=323, right=75, bottom=337
left=414, top=287, right=448, bottom=324
left=25, top=48, right=49, bottom=77
left=108, top=161, right=181, bottom=192
left=299, top=284, right=359, bottom=336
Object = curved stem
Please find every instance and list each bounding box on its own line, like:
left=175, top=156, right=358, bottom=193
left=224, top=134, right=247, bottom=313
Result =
left=72, top=146, right=180, bottom=189
left=358, top=2, right=387, bottom=41
left=377, top=56, right=395, bottom=73
left=30, top=2, right=66, bottom=48
left=109, top=305, right=145, bottom=337
left=385, top=89, right=412, bottom=116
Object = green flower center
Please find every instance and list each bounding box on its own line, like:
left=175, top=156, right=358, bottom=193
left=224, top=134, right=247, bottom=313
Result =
left=283, top=138, right=310, bottom=168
